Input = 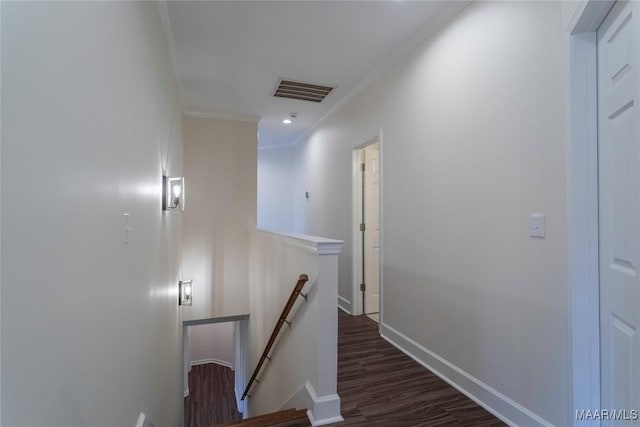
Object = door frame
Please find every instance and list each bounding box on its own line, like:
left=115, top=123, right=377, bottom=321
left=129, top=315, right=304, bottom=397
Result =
left=566, top=2, right=615, bottom=426
left=183, top=315, right=249, bottom=416
left=351, top=129, right=384, bottom=318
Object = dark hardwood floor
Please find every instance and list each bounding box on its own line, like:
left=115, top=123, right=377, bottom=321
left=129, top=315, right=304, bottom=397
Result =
left=185, top=311, right=505, bottom=427
left=329, top=310, right=506, bottom=427
left=184, top=363, right=242, bottom=427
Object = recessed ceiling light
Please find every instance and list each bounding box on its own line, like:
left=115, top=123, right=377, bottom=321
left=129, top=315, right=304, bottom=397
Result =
left=283, top=119, right=292, bottom=124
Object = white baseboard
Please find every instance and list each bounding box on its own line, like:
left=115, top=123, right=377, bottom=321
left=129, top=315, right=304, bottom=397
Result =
left=190, top=358, right=233, bottom=369
left=235, top=389, right=246, bottom=416
left=135, top=413, right=156, bottom=427
left=379, top=321, right=553, bottom=427
left=280, top=381, right=343, bottom=427
left=337, top=296, right=351, bottom=314
left=136, top=413, right=146, bottom=427
left=307, top=388, right=343, bottom=427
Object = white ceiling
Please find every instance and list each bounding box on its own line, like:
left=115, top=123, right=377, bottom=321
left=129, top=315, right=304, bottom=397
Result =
left=162, top=1, right=462, bottom=147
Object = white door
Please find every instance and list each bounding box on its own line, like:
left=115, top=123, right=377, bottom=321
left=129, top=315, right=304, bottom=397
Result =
left=598, top=1, right=640, bottom=423
left=364, top=143, right=380, bottom=314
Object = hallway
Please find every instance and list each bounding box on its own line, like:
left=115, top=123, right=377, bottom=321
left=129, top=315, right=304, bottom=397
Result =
left=331, top=311, right=505, bottom=426
left=185, top=364, right=242, bottom=427
left=186, top=311, right=505, bottom=426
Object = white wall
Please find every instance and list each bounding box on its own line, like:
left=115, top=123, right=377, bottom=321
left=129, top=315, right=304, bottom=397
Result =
left=247, top=230, right=342, bottom=424
left=189, top=321, right=234, bottom=366
left=233, top=320, right=247, bottom=413
left=0, top=3, right=3, bottom=421
left=293, top=2, right=568, bottom=425
left=1, top=3, right=184, bottom=426
left=184, top=324, right=191, bottom=397
left=181, top=116, right=257, bottom=320
left=257, top=145, right=296, bottom=232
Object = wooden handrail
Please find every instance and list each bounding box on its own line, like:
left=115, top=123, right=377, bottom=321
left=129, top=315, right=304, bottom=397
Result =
left=241, top=273, right=309, bottom=401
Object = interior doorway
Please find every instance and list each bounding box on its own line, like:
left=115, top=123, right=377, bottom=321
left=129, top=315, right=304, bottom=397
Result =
left=183, top=317, right=248, bottom=426
left=597, top=0, right=639, bottom=418
left=354, top=139, right=381, bottom=320
left=568, top=0, right=637, bottom=422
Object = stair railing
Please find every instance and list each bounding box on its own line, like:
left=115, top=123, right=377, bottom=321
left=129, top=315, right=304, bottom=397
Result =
left=241, top=273, right=309, bottom=401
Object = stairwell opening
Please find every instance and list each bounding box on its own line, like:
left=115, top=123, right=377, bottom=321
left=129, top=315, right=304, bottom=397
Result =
left=183, top=318, right=248, bottom=427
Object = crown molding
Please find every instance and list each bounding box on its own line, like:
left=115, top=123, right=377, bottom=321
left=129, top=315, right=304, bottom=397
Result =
left=566, top=0, right=614, bottom=34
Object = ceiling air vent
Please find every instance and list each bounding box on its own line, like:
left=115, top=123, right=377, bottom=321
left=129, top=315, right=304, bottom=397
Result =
left=273, top=79, right=334, bottom=103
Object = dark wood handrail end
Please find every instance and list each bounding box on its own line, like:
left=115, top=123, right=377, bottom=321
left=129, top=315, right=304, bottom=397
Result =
left=241, top=273, right=310, bottom=401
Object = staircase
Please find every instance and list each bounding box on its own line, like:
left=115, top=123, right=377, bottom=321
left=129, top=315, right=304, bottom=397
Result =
left=216, top=408, right=310, bottom=427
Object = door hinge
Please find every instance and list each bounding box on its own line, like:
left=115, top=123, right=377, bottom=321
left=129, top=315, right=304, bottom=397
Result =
left=360, top=163, right=365, bottom=171
left=360, top=283, right=366, bottom=292
left=360, top=223, right=365, bottom=232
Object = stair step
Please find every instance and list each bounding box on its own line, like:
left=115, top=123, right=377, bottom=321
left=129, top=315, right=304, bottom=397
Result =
left=216, top=408, right=309, bottom=427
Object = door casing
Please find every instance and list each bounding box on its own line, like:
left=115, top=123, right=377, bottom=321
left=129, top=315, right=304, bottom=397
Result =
left=567, top=2, right=615, bottom=426
left=351, top=130, right=384, bottom=318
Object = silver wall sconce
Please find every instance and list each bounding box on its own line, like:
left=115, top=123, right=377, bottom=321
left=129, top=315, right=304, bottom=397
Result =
left=179, top=279, right=192, bottom=306
left=162, top=176, right=185, bottom=211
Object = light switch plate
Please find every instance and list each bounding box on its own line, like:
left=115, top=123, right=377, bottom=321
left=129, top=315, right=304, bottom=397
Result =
left=122, top=213, right=131, bottom=244
left=530, top=214, right=545, bottom=238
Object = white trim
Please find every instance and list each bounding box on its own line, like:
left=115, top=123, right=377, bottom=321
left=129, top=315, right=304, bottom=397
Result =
left=190, top=358, right=233, bottom=369
left=307, top=391, right=343, bottom=427
left=337, top=296, right=351, bottom=314
left=184, top=110, right=259, bottom=124
left=567, top=1, right=590, bottom=33
left=0, top=3, right=3, bottom=420
left=351, top=146, right=362, bottom=315
left=378, top=129, right=384, bottom=326
left=307, top=411, right=343, bottom=427
left=184, top=388, right=189, bottom=398
left=135, top=412, right=156, bottom=427
left=566, top=2, right=614, bottom=426
left=183, top=313, right=248, bottom=327
left=351, top=130, right=383, bottom=317
left=379, top=321, right=553, bottom=427
left=567, top=0, right=615, bottom=34
left=233, top=319, right=247, bottom=415
left=254, top=229, right=343, bottom=255
left=567, top=30, right=601, bottom=427
left=280, top=382, right=343, bottom=427
left=135, top=412, right=146, bottom=427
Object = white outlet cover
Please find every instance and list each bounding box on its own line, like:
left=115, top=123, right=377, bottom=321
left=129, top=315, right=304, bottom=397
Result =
left=530, top=214, right=545, bottom=238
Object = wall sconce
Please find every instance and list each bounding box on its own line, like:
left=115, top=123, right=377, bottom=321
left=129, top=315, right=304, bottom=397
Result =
left=162, top=176, right=185, bottom=211
left=179, top=279, right=192, bottom=306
